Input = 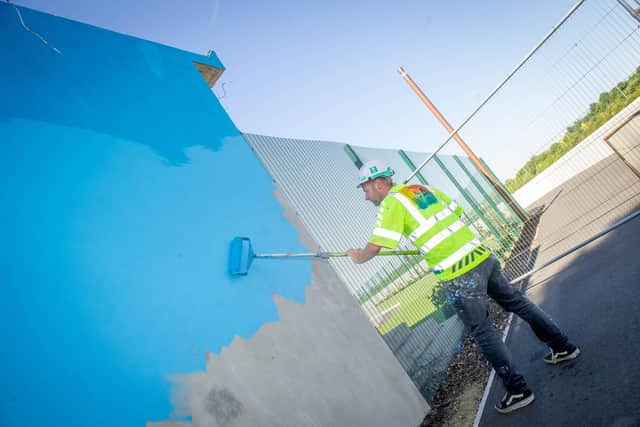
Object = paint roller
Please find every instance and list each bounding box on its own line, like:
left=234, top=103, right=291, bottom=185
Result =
left=228, top=236, right=419, bottom=276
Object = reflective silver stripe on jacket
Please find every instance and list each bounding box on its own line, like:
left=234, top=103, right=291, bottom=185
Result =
left=391, top=193, right=456, bottom=243
left=391, top=191, right=479, bottom=270
left=420, top=220, right=466, bottom=253
left=372, top=227, right=402, bottom=241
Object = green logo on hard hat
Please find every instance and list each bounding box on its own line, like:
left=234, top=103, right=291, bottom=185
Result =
left=357, top=160, right=394, bottom=187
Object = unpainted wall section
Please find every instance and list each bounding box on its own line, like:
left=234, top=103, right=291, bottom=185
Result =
left=162, top=190, right=427, bottom=426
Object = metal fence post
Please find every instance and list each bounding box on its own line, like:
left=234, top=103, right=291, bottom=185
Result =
left=398, top=149, right=430, bottom=185
left=479, top=158, right=529, bottom=223
left=453, top=155, right=511, bottom=225
left=453, top=155, right=521, bottom=249
left=432, top=155, right=507, bottom=256
left=398, top=149, right=480, bottom=236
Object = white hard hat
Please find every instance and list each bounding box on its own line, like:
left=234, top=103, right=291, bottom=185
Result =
left=358, top=160, right=394, bottom=187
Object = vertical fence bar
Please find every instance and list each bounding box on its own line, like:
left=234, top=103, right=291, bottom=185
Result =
left=432, top=155, right=506, bottom=259
left=400, top=149, right=482, bottom=235
left=479, top=158, right=529, bottom=222
left=452, top=155, right=522, bottom=253
left=398, top=149, right=430, bottom=185
left=453, top=155, right=511, bottom=227
left=344, top=144, right=364, bottom=169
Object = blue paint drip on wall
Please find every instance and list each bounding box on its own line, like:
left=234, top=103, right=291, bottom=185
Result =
left=0, top=4, right=311, bottom=426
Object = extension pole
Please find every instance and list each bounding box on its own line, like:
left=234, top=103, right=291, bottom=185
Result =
left=397, top=66, right=528, bottom=222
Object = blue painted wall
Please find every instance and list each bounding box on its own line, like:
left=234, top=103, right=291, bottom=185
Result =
left=0, top=4, right=310, bottom=426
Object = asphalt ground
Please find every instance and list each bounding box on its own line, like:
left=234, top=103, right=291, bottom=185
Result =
left=479, top=154, right=640, bottom=426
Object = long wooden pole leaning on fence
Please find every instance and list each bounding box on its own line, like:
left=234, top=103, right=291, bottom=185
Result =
left=397, top=66, right=529, bottom=222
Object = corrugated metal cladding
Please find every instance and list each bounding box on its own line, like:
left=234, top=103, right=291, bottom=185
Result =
left=243, top=133, right=460, bottom=294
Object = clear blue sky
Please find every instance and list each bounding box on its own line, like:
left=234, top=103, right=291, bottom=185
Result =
left=11, top=0, right=630, bottom=180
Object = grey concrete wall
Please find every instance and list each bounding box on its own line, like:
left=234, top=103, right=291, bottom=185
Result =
left=154, top=188, right=428, bottom=426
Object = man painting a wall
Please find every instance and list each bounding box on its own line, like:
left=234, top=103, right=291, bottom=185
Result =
left=347, top=160, right=581, bottom=414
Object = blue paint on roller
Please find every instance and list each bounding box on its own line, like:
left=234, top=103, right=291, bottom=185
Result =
left=228, top=237, right=254, bottom=276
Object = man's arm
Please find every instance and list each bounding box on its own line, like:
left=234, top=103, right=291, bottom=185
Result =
left=347, top=243, right=382, bottom=264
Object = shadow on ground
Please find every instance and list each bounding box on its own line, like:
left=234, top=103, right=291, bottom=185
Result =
left=479, top=216, right=640, bottom=426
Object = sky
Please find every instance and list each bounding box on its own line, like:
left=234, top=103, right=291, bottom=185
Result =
left=9, top=0, right=637, bottom=180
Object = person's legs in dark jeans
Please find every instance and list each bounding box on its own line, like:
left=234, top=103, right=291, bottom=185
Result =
left=445, top=255, right=579, bottom=413
left=445, top=259, right=529, bottom=395
left=485, top=256, right=569, bottom=350
left=451, top=293, right=529, bottom=393
left=485, top=255, right=580, bottom=365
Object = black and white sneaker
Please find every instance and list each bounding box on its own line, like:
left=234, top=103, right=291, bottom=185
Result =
left=544, top=344, right=581, bottom=364
left=495, top=389, right=535, bottom=414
